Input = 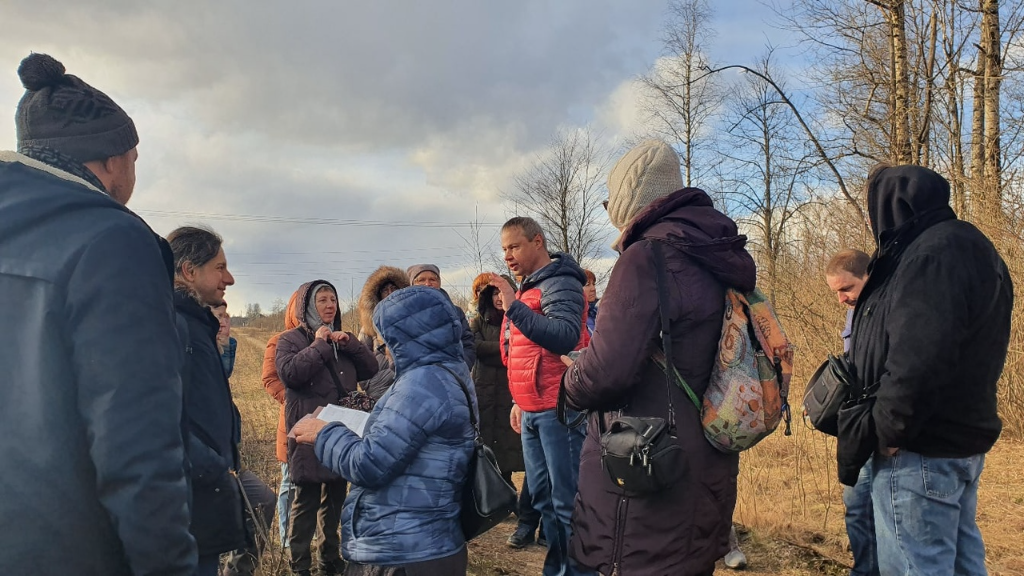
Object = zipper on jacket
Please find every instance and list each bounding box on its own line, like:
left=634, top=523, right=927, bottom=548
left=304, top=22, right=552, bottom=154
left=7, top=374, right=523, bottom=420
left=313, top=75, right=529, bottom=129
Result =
left=610, top=495, right=628, bottom=576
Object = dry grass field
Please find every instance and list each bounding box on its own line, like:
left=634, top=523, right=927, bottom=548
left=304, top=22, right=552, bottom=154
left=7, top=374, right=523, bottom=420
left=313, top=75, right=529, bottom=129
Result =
left=230, top=327, right=1024, bottom=576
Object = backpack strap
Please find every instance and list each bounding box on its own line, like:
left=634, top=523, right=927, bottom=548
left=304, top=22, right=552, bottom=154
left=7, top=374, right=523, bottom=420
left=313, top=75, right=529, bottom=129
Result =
left=651, top=241, right=702, bottom=414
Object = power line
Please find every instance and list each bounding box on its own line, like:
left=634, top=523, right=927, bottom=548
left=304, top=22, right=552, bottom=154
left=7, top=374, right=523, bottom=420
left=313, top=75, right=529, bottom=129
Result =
left=138, top=209, right=502, bottom=229
left=229, top=245, right=465, bottom=256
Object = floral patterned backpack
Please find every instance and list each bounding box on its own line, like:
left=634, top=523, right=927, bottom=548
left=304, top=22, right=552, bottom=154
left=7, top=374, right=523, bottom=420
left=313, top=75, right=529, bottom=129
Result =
left=661, top=287, right=794, bottom=453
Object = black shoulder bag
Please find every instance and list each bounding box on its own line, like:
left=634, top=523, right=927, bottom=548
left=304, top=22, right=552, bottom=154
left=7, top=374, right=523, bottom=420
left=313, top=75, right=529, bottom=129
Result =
left=437, top=364, right=518, bottom=540
left=596, top=241, right=686, bottom=495
left=802, top=353, right=855, bottom=437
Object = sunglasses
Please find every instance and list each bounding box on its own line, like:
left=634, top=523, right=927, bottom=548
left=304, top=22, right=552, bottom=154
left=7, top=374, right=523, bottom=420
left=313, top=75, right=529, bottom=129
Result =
left=602, top=199, right=609, bottom=210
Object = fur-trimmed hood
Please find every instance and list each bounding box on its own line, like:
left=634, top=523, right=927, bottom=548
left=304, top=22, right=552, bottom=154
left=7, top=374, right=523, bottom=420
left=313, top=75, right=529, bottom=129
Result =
left=358, top=266, right=410, bottom=343
left=476, top=274, right=516, bottom=325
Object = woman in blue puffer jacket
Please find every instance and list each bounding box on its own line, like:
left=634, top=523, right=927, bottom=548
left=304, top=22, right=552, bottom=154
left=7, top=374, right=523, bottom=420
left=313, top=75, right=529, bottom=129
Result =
left=292, top=286, right=476, bottom=576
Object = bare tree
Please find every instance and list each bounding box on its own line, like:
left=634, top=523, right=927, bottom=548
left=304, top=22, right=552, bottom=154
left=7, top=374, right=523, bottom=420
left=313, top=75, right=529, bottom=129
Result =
left=504, top=128, right=610, bottom=267
left=640, top=0, right=721, bottom=186
left=244, top=302, right=263, bottom=320
left=454, top=204, right=502, bottom=276
left=716, top=54, right=815, bottom=300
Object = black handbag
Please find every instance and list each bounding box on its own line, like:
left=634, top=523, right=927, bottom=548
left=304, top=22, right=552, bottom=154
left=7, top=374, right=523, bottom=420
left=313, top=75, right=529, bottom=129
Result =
left=802, top=353, right=855, bottom=436
left=437, top=364, right=518, bottom=540
left=597, top=241, right=686, bottom=495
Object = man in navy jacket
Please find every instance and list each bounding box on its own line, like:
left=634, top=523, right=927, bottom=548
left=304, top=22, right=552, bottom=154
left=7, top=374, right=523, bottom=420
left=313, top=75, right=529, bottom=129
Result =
left=0, top=53, right=195, bottom=576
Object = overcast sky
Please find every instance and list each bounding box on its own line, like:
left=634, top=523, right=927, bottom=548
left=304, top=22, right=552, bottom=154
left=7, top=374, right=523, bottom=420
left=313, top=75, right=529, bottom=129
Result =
left=0, top=0, right=787, bottom=312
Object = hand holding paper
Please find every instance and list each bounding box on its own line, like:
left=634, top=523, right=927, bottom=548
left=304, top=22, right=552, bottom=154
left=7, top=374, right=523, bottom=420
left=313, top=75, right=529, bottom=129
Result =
left=318, top=404, right=370, bottom=437
left=289, top=404, right=371, bottom=444
left=291, top=415, right=328, bottom=444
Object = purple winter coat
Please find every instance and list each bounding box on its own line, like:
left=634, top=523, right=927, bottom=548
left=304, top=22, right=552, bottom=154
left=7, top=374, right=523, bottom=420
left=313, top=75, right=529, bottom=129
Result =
left=276, top=280, right=378, bottom=485
left=563, top=188, right=756, bottom=576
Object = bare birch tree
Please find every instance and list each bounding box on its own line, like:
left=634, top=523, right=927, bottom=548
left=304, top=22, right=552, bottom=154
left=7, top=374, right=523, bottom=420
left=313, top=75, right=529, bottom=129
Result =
left=640, top=0, right=721, bottom=186
left=504, top=128, right=610, bottom=267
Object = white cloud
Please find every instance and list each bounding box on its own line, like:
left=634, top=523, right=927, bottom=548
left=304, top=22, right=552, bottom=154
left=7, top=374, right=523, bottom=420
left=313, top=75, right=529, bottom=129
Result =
left=3, top=0, right=744, bottom=308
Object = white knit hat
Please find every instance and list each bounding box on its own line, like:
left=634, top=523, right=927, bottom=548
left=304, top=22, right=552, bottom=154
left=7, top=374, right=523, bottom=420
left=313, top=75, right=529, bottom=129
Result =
left=606, top=139, right=684, bottom=229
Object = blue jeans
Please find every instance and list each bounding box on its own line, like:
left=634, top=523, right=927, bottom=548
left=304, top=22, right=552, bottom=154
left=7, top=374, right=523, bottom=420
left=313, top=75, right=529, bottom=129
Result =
left=871, top=451, right=987, bottom=576
left=843, top=459, right=879, bottom=576
left=521, top=408, right=592, bottom=576
left=277, top=462, right=295, bottom=547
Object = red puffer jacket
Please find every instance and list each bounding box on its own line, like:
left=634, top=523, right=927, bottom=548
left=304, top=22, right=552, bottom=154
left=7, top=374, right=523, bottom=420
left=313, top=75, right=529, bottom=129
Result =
left=501, top=253, right=590, bottom=412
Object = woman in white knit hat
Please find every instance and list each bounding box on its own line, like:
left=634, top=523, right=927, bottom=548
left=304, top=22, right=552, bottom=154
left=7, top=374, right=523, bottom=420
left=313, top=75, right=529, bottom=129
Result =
left=562, top=140, right=755, bottom=576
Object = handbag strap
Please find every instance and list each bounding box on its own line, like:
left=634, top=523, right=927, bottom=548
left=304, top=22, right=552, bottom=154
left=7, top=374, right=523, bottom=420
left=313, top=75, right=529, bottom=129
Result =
left=436, top=363, right=483, bottom=444
left=557, top=371, right=587, bottom=428
left=651, top=241, right=678, bottom=432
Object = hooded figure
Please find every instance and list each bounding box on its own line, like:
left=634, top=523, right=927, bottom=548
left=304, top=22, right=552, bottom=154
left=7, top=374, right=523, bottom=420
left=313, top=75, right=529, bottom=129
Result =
left=844, top=165, right=1012, bottom=575
left=471, top=275, right=524, bottom=477
left=563, top=140, right=756, bottom=575
left=314, top=287, right=476, bottom=571
left=275, top=280, right=378, bottom=575
left=357, top=266, right=410, bottom=400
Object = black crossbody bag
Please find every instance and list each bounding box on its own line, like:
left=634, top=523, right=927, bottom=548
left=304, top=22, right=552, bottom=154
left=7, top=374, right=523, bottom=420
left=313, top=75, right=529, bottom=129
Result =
left=595, top=242, right=687, bottom=495
left=802, top=353, right=855, bottom=436
left=436, top=364, right=518, bottom=540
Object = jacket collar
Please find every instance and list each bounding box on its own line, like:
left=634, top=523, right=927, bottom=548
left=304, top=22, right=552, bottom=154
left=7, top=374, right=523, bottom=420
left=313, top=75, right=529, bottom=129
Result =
left=0, top=150, right=106, bottom=196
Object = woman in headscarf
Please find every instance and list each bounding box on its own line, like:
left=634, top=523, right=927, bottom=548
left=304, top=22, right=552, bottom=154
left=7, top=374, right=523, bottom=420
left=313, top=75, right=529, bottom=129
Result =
left=276, top=280, right=378, bottom=576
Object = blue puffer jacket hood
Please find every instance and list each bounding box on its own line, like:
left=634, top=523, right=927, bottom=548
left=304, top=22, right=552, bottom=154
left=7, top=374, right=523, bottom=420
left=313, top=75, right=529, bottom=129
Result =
left=373, top=286, right=465, bottom=374
left=316, top=285, right=476, bottom=565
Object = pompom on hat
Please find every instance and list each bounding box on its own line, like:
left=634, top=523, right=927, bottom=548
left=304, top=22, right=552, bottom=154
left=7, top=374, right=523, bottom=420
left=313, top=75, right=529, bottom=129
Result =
left=15, top=53, right=139, bottom=163
left=605, top=139, right=684, bottom=230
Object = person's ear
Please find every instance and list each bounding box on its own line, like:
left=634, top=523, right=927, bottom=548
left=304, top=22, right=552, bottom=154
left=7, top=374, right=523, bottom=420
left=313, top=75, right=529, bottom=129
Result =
left=180, top=261, right=197, bottom=283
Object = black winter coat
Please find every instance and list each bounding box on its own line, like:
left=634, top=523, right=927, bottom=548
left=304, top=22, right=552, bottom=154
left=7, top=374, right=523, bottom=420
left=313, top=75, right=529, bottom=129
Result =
left=175, top=290, right=247, bottom=556
left=842, top=166, right=1013, bottom=484
left=471, top=285, right=524, bottom=474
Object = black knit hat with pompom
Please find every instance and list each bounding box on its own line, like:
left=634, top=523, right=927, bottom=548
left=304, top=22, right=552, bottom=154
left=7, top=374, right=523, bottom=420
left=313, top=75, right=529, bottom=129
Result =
left=15, top=53, right=138, bottom=163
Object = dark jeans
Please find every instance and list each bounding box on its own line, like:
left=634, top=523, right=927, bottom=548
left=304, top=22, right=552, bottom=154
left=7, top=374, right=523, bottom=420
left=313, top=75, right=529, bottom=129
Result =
left=502, top=470, right=541, bottom=530
left=223, top=469, right=277, bottom=576
left=342, top=545, right=468, bottom=576
left=843, top=460, right=879, bottom=576
left=289, top=480, right=347, bottom=572
left=521, top=409, right=592, bottom=576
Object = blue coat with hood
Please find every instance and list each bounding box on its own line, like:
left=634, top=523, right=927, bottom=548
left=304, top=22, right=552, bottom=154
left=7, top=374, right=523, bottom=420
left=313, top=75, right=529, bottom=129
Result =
left=314, top=286, right=477, bottom=565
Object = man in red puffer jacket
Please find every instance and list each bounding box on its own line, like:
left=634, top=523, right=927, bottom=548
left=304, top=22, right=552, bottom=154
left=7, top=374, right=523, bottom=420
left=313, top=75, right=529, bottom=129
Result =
left=489, top=216, right=591, bottom=576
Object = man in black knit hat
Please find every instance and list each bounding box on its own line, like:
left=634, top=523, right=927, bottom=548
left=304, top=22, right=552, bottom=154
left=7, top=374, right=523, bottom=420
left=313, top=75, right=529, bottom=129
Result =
left=0, top=54, right=196, bottom=575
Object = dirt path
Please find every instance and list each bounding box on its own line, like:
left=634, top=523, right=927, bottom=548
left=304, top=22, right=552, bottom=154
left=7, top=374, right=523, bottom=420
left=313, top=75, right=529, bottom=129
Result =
left=465, top=519, right=849, bottom=575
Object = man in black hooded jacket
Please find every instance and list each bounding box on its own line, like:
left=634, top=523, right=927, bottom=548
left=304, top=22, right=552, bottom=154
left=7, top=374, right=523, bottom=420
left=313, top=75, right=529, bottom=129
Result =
left=842, top=164, right=1012, bottom=575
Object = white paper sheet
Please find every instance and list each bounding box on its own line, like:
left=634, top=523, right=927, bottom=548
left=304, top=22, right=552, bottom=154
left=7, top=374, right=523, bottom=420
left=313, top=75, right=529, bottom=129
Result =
left=317, top=404, right=370, bottom=437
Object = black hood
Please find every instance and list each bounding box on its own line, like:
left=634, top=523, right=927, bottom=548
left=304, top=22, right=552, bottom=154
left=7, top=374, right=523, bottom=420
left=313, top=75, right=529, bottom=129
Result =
left=867, top=165, right=954, bottom=243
